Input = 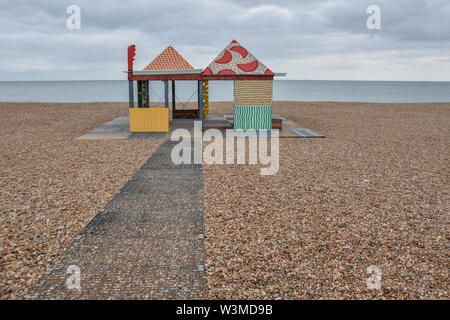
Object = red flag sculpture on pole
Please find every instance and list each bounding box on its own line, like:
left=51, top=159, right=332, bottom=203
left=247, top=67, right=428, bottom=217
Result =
left=128, top=44, right=136, bottom=72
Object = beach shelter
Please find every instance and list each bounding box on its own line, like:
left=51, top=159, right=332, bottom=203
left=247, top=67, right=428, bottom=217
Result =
left=127, top=40, right=285, bottom=132
left=127, top=45, right=204, bottom=132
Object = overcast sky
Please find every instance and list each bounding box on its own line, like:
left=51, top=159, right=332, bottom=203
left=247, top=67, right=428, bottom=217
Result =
left=1, top=0, right=449, bottom=81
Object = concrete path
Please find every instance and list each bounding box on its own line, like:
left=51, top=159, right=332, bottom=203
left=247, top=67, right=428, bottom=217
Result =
left=26, top=139, right=205, bottom=299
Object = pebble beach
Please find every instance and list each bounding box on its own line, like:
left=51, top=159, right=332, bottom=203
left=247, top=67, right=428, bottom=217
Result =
left=0, top=102, right=164, bottom=299
left=204, top=101, right=449, bottom=299
left=0, top=101, right=448, bottom=299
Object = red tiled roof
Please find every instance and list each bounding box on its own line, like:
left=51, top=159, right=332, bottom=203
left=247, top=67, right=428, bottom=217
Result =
left=143, top=45, right=193, bottom=71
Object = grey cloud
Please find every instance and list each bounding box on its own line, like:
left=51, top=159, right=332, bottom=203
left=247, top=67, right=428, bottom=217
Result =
left=0, top=0, right=449, bottom=81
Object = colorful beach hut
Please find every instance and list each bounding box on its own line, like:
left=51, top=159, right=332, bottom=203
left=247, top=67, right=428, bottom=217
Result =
left=127, top=40, right=285, bottom=132
left=202, top=40, right=276, bottom=130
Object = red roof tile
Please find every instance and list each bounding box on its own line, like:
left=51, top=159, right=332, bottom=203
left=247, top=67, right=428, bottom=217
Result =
left=143, top=46, right=193, bottom=71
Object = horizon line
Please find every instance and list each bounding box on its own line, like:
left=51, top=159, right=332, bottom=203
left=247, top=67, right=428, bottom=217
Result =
left=1, top=79, right=450, bottom=83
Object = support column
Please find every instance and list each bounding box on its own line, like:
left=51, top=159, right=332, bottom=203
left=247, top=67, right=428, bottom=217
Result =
left=164, top=80, right=169, bottom=108
left=141, top=81, right=147, bottom=107
left=197, top=81, right=200, bottom=110
left=171, top=80, right=176, bottom=113
left=128, top=80, right=134, bottom=108
left=144, top=81, right=149, bottom=107
left=137, top=81, right=142, bottom=108
left=198, top=80, right=203, bottom=130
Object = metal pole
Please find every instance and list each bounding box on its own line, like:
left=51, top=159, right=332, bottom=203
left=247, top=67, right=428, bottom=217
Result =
left=164, top=80, right=169, bottom=108
left=199, top=80, right=203, bottom=130
left=137, top=81, right=142, bottom=108
left=144, top=81, right=149, bottom=107
left=172, top=80, right=176, bottom=113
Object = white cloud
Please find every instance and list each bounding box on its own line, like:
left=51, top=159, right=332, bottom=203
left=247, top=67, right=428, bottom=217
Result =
left=233, top=4, right=294, bottom=21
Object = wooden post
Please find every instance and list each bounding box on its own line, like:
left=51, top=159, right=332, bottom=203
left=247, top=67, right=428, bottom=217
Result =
left=137, top=81, right=142, bottom=108
left=164, top=80, right=169, bottom=108
left=199, top=80, right=203, bottom=129
left=128, top=80, right=134, bottom=108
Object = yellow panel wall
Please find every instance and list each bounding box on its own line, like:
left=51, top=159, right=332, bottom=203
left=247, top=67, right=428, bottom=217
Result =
left=129, top=108, right=169, bottom=132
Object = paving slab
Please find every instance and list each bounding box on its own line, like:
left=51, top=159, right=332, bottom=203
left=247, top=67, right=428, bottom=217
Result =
left=77, top=115, right=324, bottom=140
left=128, top=132, right=167, bottom=139
left=283, top=126, right=325, bottom=138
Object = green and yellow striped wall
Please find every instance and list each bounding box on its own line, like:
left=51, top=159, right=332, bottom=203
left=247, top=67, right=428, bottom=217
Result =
left=234, top=80, right=273, bottom=130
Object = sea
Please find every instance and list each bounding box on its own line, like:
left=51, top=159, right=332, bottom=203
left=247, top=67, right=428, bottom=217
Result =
left=0, top=80, right=449, bottom=103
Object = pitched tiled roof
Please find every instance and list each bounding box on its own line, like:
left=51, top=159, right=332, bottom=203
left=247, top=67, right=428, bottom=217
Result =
left=143, top=45, right=193, bottom=71
left=202, top=40, right=273, bottom=75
